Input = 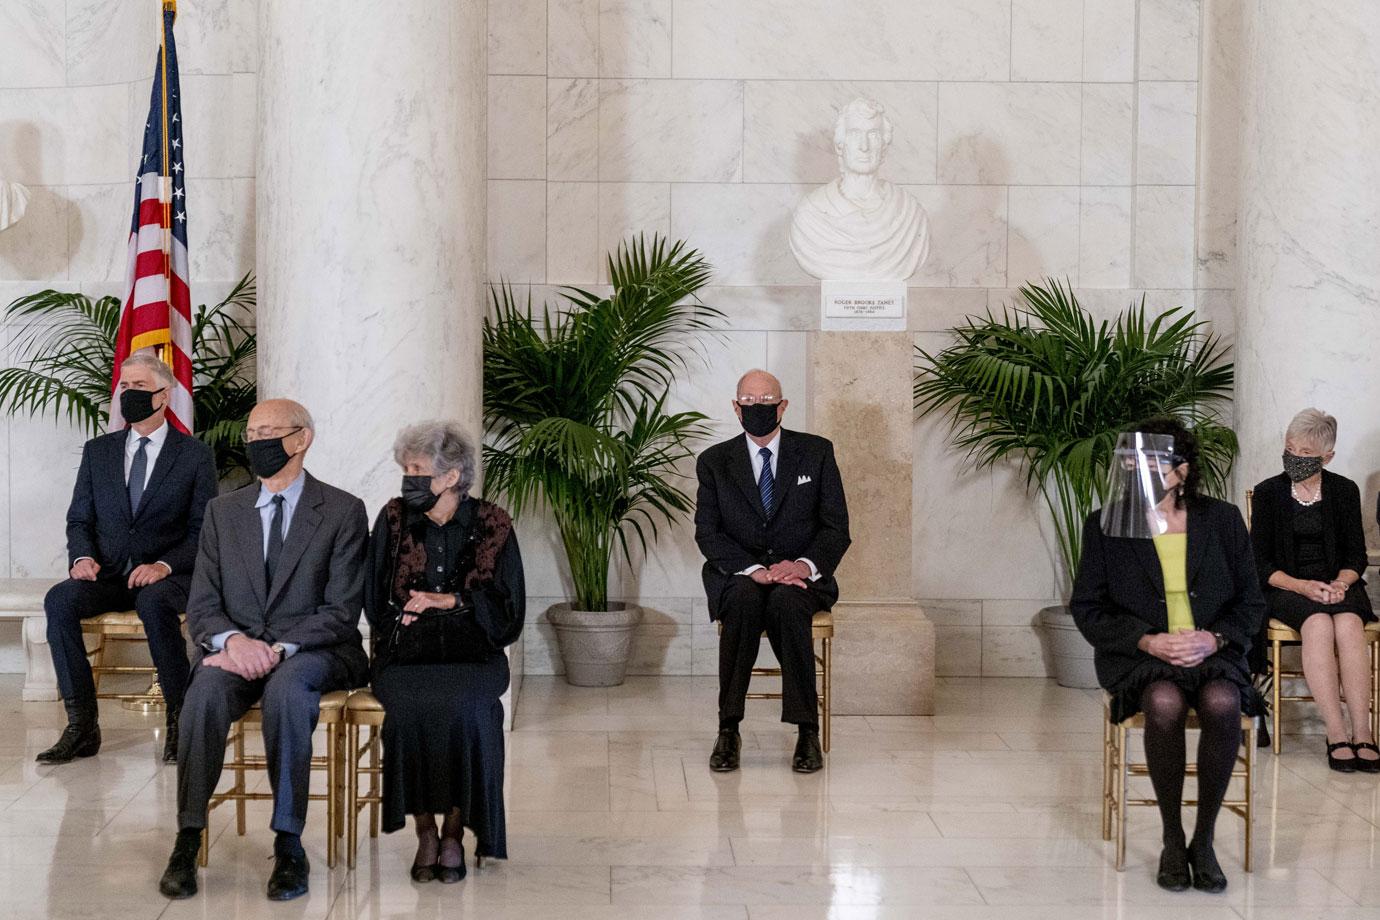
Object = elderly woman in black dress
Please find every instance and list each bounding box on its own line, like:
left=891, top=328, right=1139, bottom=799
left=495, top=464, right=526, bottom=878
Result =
left=1072, top=418, right=1264, bottom=894
left=365, top=422, right=525, bottom=883
left=1250, top=409, right=1378, bottom=772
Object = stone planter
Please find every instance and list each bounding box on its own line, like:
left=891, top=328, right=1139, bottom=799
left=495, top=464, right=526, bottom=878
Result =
left=1039, top=604, right=1100, bottom=689
left=546, top=601, right=643, bottom=687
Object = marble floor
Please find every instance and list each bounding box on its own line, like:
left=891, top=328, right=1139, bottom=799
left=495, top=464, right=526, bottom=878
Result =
left=1, top=674, right=1379, bottom=919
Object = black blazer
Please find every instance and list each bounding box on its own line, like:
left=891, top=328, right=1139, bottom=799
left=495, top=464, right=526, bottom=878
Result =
left=186, top=472, right=369, bottom=684
left=1070, top=497, right=1265, bottom=690
left=65, top=427, right=218, bottom=578
left=693, top=429, right=850, bottom=620
left=1251, top=470, right=1368, bottom=587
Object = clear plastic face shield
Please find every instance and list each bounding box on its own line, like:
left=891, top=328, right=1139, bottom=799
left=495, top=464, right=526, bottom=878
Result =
left=1100, top=433, right=1186, bottom=539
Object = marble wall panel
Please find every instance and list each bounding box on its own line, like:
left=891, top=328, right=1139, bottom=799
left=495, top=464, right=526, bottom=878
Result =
left=1007, top=186, right=1081, bottom=286
left=547, top=181, right=600, bottom=283
left=600, top=0, right=672, bottom=78
left=0, top=185, right=70, bottom=281
left=66, top=182, right=129, bottom=282
left=0, top=88, right=69, bottom=186
left=1133, top=185, right=1196, bottom=289
left=65, top=0, right=152, bottom=86
left=1080, top=84, right=1134, bottom=185
left=1011, top=0, right=1084, bottom=82
left=1078, top=186, right=1134, bottom=288
left=1138, top=0, right=1202, bottom=81
left=909, top=184, right=1008, bottom=288
left=937, top=83, right=1082, bottom=185
left=598, top=80, right=744, bottom=182
left=548, top=78, right=599, bottom=181
left=490, top=0, right=548, bottom=75
left=0, top=0, right=65, bottom=88
left=668, top=183, right=811, bottom=285
left=177, top=0, right=238, bottom=77
left=742, top=82, right=938, bottom=185
left=185, top=177, right=253, bottom=282
left=671, top=0, right=1011, bottom=81
left=1082, top=0, right=1137, bottom=82
left=549, top=0, right=600, bottom=77
left=1136, top=81, right=1199, bottom=185
left=488, top=179, right=548, bottom=283
left=598, top=182, right=670, bottom=280
left=489, top=75, right=548, bottom=180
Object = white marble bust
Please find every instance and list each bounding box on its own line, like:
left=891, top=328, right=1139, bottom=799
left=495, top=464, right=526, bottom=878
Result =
left=789, top=98, right=929, bottom=281
left=0, top=180, right=29, bottom=232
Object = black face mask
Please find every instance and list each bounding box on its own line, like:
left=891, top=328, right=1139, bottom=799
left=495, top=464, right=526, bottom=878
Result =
left=1282, top=450, right=1324, bottom=483
left=247, top=432, right=299, bottom=479
left=120, top=386, right=165, bottom=424
left=401, top=475, right=441, bottom=512
left=739, top=403, right=781, bottom=438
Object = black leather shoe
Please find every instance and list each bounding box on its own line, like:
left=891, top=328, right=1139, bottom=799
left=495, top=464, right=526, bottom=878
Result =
left=158, top=830, right=201, bottom=899
left=410, top=862, right=439, bottom=883
left=709, top=729, right=741, bottom=772
left=266, top=852, right=310, bottom=901
left=792, top=728, right=824, bottom=773
left=1155, top=843, right=1190, bottom=891
left=437, top=839, right=466, bottom=884
left=1352, top=741, right=1380, bottom=774
left=36, top=721, right=101, bottom=764
left=1188, top=842, right=1228, bottom=893
left=1327, top=740, right=1358, bottom=773
left=162, top=707, right=180, bottom=764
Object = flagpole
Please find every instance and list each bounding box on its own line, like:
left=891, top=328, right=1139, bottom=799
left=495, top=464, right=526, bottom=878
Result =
left=157, top=0, right=176, bottom=369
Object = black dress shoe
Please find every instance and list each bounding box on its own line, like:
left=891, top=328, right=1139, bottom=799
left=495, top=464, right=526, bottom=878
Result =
left=1155, top=843, right=1190, bottom=891
left=792, top=728, right=824, bottom=774
left=709, top=729, right=741, bottom=772
left=266, top=852, right=310, bottom=901
left=436, top=839, right=466, bottom=884
left=1352, top=741, right=1380, bottom=774
left=1327, top=740, right=1358, bottom=773
left=36, top=721, right=101, bottom=764
left=162, top=707, right=180, bottom=764
left=410, top=862, right=439, bottom=883
left=1188, top=842, right=1228, bottom=893
left=158, top=830, right=201, bottom=899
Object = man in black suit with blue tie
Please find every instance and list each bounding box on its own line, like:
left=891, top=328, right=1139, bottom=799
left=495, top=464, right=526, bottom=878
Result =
left=39, top=353, right=217, bottom=765
left=694, top=369, right=850, bottom=774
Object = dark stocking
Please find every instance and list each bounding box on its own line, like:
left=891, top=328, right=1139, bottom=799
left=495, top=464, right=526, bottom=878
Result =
left=1140, top=681, right=1189, bottom=848
left=1190, top=679, right=1242, bottom=850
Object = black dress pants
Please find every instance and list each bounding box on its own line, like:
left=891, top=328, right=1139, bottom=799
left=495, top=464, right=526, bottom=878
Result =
left=44, top=575, right=192, bottom=710
left=717, top=576, right=824, bottom=727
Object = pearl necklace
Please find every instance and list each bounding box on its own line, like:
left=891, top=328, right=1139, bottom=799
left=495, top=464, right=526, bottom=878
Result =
left=1292, top=480, right=1323, bottom=506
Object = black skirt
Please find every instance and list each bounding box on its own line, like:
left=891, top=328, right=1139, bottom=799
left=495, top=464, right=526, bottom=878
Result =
left=372, top=654, right=510, bottom=856
left=1265, top=583, right=1375, bottom=633
left=1106, top=652, right=1262, bottom=724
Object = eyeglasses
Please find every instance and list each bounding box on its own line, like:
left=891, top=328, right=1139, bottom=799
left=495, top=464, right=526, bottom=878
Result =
left=735, top=395, right=781, bottom=406
left=242, top=425, right=303, bottom=444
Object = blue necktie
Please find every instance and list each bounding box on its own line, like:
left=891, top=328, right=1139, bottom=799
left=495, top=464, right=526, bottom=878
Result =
left=128, top=436, right=150, bottom=515
left=758, top=446, right=775, bottom=517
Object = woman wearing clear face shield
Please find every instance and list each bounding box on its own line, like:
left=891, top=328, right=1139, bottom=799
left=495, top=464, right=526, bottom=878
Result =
left=1072, top=417, right=1265, bottom=894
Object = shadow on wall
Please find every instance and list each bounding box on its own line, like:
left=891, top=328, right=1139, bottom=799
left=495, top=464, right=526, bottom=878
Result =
left=0, top=120, right=82, bottom=278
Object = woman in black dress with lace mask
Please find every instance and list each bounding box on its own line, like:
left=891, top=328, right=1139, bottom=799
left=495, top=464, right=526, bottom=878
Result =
left=1251, top=408, right=1377, bottom=773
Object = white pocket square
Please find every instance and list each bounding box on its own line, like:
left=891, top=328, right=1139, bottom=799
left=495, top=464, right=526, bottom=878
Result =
left=797, top=475, right=812, bottom=485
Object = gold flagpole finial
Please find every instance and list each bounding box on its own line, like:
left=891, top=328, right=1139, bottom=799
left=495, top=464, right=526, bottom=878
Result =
left=163, top=1, right=176, bottom=13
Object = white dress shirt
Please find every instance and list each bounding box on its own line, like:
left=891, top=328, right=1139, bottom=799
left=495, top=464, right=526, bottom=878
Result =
left=124, top=420, right=169, bottom=489
left=738, top=432, right=819, bottom=581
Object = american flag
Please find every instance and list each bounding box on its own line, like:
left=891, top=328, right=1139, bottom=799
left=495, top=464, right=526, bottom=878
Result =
left=110, top=6, right=193, bottom=433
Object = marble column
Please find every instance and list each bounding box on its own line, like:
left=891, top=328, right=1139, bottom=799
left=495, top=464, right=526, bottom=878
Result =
left=1234, top=2, right=1380, bottom=496
left=810, top=332, right=935, bottom=714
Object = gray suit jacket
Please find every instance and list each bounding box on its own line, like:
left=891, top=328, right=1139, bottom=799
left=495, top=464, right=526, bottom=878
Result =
left=186, top=471, right=369, bottom=685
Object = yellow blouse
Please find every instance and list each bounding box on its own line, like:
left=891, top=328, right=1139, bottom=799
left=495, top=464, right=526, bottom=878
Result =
left=1152, top=532, right=1195, bottom=633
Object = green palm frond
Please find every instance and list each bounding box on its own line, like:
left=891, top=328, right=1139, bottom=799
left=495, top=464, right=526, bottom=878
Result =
left=914, top=278, right=1237, bottom=588
left=2, top=273, right=259, bottom=479
left=483, top=234, right=720, bottom=611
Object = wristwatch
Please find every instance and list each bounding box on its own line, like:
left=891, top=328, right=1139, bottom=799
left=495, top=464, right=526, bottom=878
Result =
left=271, top=642, right=287, bottom=661
left=1211, top=632, right=1226, bottom=653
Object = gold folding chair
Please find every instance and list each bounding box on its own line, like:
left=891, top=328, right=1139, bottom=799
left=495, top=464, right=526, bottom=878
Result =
left=1101, top=695, right=1255, bottom=871
left=198, top=689, right=349, bottom=868
left=82, top=610, right=185, bottom=708
left=716, top=609, right=833, bottom=752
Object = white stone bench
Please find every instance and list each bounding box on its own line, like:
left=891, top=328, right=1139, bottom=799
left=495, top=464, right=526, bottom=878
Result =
left=0, top=578, right=59, bottom=701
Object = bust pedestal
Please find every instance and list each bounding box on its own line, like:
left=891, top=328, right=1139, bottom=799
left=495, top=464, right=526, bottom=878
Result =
left=810, top=328, right=935, bottom=714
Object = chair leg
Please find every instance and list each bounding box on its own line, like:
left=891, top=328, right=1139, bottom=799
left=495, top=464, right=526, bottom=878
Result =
left=1115, top=722, right=1128, bottom=871
left=1371, top=639, right=1379, bottom=746
left=90, top=633, right=106, bottom=696
left=1101, top=715, right=1113, bottom=841
left=821, top=636, right=831, bottom=755
left=368, top=728, right=380, bottom=838
left=326, top=722, right=338, bottom=869
left=233, top=723, right=247, bottom=836
left=198, top=826, right=209, bottom=867
left=1271, top=639, right=1283, bottom=755
left=1244, top=721, right=1254, bottom=873
left=346, top=722, right=360, bottom=869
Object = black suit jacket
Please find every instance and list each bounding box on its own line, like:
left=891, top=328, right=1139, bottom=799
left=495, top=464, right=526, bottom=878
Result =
left=694, top=429, right=850, bottom=620
left=186, top=471, right=369, bottom=684
left=1070, top=497, right=1265, bottom=690
left=1251, top=470, right=1368, bottom=587
left=65, top=427, right=218, bottom=578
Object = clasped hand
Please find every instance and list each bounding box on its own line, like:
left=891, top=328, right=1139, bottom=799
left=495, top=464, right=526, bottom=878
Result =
left=749, top=560, right=812, bottom=589
left=399, top=590, right=457, bottom=626
left=1295, top=578, right=1346, bottom=605
left=1142, top=630, right=1218, bottom=668
left=203, top=633, right=278, bottom=680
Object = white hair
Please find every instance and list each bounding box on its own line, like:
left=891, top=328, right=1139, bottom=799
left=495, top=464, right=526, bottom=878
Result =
left=833, top=97, right=894, bottom=150
left=393, top=421, right=478, bottom=494
left=1286, top=408, right=1337, bottom=451
left=120, top=352, right=175, bottom=389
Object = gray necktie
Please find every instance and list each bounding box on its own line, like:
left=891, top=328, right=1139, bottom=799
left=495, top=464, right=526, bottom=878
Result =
left=265, top=495, right=286, bottom=585
left=128, top=436, right=151, bottom=515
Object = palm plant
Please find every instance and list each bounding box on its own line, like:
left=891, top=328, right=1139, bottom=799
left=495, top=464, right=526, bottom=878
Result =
left=483, top=235, right=721, bottom=612
left=914, top=279, right=1236, bottom=588
left=0, top=273, right=258, bottom=478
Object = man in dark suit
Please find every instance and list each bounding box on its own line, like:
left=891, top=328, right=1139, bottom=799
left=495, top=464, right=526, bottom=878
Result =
left=40, top=353, right=217, bottom=766
left=158, top=398, right=369, bottom=902
left=694, top=369, right=850, bottom=774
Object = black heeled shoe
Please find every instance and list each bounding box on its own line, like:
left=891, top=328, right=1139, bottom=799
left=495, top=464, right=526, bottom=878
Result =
left=1155, top=843, right=1191, bottom=892
left=1327, top=740, right=1358, bottom=773
left=410, top=862, right=440, bottom=883
left=1187, top=842, right=1228, bottom=893
left=437, top=838, right=466, bottom=884
left=1352, top=741, right=1380, bottom=774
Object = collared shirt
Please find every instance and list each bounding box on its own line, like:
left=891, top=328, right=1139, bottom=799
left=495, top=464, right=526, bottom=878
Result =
left=738, top=430, right=818, bottom=582
left=209, top=471, right=307, bottom=658
left=124, top=420, right=170, bottom=489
